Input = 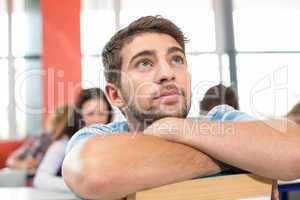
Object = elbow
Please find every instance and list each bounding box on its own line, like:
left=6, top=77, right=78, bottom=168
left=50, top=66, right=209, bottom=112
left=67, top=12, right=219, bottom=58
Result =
left=275, top=124, right=300, bottom=181
left=279, top=165, right=300, bottom=181
left=278, top=148, right=300, bottom=181
left=62, top=136, right=132, bottom=199
left=62, top=163, right=116, bottom=200
left=285, top=139, right=300, bottom=181
left=287, top=158, right=300, bottom=181
left=82, top=173, right=116, bottom=200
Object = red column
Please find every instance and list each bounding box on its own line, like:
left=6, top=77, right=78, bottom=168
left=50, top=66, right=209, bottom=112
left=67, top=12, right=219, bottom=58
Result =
left=41, top=0, right=81, bottom=125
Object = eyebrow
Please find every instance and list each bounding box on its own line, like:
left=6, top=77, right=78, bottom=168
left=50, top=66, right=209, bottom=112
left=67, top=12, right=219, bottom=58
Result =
left=129, top=50, right=155, bottom=66
left=167, top=46, right=185, bottom=55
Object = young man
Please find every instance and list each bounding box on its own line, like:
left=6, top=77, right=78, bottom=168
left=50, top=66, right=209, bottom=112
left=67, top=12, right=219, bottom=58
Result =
left=62, top=16, right=300, bottom=200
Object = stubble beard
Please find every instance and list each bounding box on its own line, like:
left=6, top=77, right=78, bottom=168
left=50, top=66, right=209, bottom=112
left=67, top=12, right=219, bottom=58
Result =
left=122, top=89, right=191, bottom=128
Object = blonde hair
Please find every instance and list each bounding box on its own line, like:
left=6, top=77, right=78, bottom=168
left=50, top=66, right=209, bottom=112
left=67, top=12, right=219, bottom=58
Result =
left=46, top=105, right=71, bottom=139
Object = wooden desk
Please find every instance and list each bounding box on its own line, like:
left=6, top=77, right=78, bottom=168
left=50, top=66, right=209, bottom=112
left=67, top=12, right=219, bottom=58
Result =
left=0, top=187, right=76, bottom=200
left=127, top=174, right=273, bottom=200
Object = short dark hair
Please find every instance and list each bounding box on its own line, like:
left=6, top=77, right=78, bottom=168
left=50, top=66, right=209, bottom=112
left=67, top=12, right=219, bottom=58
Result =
left=288, top=102, right=300, bottom=116
left=200, top=84, right=239, bottom=112
left=102, top=15, right=188, bottom=86
left=75, top=88, right=113, bottom=124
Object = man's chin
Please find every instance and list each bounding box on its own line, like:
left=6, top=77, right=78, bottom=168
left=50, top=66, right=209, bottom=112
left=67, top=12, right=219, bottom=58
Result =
left=152, top=110, right=187, bottom=120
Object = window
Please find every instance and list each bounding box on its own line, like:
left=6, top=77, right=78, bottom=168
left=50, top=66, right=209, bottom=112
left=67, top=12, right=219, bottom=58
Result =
left=80, top=0, right=115, bottom=89
left=0, top=0, right=42, bottom=139
left=120, top=0, right=216, bottom=52
left=0, top=3, right=8, bottom=57
left=13, top=0, right=42, bottom=136
left=234, top=0, right=300, bottom=51
left=187, top=54, right=222, bottom=116
left=15, top=58, right=42, bottom=137
left=237, top=54, right=300, bottom=118
left=81, top=10, right=115, bottom=56
left=0, top=59, right=9, bottom=138
left=0, top=0, right=9, bottom=138
left=81, top=56, right=105, bottom=89
left=233, top=0, right=300, bottom=118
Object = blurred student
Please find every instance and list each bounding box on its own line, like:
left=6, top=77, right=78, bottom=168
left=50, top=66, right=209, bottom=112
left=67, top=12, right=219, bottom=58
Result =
left=200, top=84, right=239, bottom=115
left=75, top=88, right=114, bottom=126
left=34, top=88, right=113, bottom=192
left=33, top=105, right=80, bottom=192
left=287, top=102, right=300, bottom=125
left=5, top=105, right=70, bottom=173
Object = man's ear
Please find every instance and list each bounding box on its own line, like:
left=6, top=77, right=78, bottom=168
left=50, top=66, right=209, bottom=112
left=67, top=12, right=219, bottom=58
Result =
left=105, top=83, right=126, bottom=108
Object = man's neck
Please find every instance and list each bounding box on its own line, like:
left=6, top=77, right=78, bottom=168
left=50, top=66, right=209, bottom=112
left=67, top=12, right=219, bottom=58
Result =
left=124, top=111, right=153, bottom=132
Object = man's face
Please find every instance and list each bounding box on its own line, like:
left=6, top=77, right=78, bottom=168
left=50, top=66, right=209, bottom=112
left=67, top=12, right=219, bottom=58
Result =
left=81, top=98, right=109, bottom=126
left=117, top=33, right=191, bottom=122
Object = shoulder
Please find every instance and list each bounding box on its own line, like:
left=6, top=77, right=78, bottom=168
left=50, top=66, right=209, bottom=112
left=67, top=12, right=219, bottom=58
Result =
left=206, top=105, right=255, bottom=121
left=66, top=121, right=128, bottom=154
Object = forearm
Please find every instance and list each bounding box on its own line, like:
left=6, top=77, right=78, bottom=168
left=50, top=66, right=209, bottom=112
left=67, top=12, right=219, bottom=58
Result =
left=62, top=133, right=221, bottom=200
left=6, top=157, right=32, bottom=170
left=173, top=119, right=300, bottom=180
left=6, top=157, right=21, bottom=169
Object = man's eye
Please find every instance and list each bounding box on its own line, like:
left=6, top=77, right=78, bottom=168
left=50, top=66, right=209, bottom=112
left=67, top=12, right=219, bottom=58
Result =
left=136, top=59, right=153, bottom=69
left=171, top=56, right=184, bottom=65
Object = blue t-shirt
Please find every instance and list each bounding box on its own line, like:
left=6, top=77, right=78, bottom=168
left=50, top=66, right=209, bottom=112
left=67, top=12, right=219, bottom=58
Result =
left=67, top=105, right=253, bottom=153
left=66, top=105, right=254, bottom=153
left=65, top=105, right=254, bottom=199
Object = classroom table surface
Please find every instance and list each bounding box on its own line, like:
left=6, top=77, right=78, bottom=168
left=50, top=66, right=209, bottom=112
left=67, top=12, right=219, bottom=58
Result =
left=278, top=179, right=300, bottom=185
left=1, top=178, right=299, bottom=200
left=0, top=187, right=76, bottom=200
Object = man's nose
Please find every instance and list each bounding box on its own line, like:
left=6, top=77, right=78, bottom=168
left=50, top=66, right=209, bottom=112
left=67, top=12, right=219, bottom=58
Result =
left=154, top=60, right=175, bottom=84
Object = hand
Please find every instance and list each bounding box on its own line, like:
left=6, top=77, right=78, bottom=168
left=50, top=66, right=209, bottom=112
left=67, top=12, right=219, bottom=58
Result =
left=143, top=117, right=184, bottom=141
left=22, top=156, right=38, bottom=170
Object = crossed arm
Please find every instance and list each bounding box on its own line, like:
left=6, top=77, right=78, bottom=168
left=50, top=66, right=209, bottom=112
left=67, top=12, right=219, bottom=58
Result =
left=62, top=119, right=300, bottom=199
left=62, top=133, right=222, bottom=200
left=145, top=118, right=300, bottom=181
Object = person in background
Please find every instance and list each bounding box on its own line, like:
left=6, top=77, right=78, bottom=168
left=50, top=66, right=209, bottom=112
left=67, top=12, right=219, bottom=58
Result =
left=33, top=105, right=80, bottom=192
left=5, top=104, right=70, bottom=173
left=74, top=88, right=114, bottom=126
left=287, top=102, right=300, bottom=125
left=199, top=84, right=239, bottom=115
left=33, top=89, right=114, bottom=192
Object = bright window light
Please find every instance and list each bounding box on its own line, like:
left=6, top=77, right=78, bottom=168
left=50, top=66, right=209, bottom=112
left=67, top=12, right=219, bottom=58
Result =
left=237, top=53, right=300, bottom=118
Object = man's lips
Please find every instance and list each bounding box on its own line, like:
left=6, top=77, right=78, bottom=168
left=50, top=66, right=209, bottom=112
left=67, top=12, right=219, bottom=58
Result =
left=154, top=89, right=180, bottom=99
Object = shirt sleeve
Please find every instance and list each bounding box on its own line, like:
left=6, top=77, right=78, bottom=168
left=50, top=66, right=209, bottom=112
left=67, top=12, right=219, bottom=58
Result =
left=206, top=104, right=255, bottom=121
left=65, top=124, right=113, bottom=155
left=33, top=138, right=70, bottom=192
